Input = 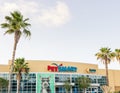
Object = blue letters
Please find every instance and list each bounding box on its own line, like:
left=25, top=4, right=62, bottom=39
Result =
left=58, top=66, right=77, bottom=72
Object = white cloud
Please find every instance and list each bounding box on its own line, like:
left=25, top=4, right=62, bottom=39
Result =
left=0, top=0, right=39, bottom=17
left=38, top=1, right=71, bottom=27
left=0, top=0, right=71, bottom=27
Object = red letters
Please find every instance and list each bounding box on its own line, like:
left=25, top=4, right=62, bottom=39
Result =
left=47, top=65, right=58, bottom=72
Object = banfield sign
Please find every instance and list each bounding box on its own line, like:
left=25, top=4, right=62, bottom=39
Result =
left=47, top=63, right=77, bottom=72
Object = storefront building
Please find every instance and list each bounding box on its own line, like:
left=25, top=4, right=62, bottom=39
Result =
left=0, top=60, right=120, bottom=93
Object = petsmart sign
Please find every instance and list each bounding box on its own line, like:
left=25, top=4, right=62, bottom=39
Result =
left=47, top=63, right=77, bottom=72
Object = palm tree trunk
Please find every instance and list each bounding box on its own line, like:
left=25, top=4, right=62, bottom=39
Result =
left=8, top=34, right=20, bottom=93
left=83, top=88, right=86, bottom=93
left=105, top=60, right=109, bottom=86
left=16, top=77, right=21, bottom=93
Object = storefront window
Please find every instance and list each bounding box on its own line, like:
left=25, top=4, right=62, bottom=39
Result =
left=0, top=73, right=36, bottom=93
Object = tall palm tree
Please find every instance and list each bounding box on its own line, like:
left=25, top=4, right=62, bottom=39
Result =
left=1, top=11, right=31, bottom=93
left=75, top=76, right=90, bottom=93
left=114, top=49, right=120, bottom=63
left=13, top=58, right=29, bottom=93
left=95, top=47, right=115, bottom=86
left=63, top=79, right=72, bottom=93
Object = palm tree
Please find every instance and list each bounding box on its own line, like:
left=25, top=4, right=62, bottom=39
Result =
left=13, top=58, right=29, bottom=93
left=0, top=77, right=9, bottom=92
left=95, top=47, right=115, bottom=86
left=1, top=11, right=31, bottom=93
left=114, top=49, right=120, bottom=63
left=75, top=76, right=90, bottom=93
left=63, top=79, right=72, bottom=93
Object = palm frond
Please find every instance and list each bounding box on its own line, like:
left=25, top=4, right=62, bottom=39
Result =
left=23, top=29, right=31, bottom=38
left=11, top=11, right=21, bottom=19
left=21, top=22, right=31, bottom=28
left=24, top=22, right=31, bottom=26
left=24, top=18, right=29, bottom=22
left=1, top=23, right=10, bottom=28
left=4, top=29, right=14, bottom=35
left=5, top=16, right=12, bottom=22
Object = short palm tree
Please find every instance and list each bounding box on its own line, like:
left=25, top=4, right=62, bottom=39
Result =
left=63, top=79, right=71, bottom=93
left=76, top=76, right=90, bottom=93
left=95, top=47, right=115, bottom=86
left=1, top=11, right=31, bottom=93
left=0, top=77, right=9, bottom=91
left=114, top=49, right=120, bottom=63
left=13, top=58, right=29, bottom=93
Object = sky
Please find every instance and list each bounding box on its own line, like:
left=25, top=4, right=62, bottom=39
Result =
left=0, top=0, right=120, bottom=69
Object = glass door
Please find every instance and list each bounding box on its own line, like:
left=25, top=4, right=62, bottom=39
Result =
left=90, top=87, right=98, bottom=93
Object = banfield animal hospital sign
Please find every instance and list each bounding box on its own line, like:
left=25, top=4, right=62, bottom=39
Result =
left=47, top=63, right=77, bottom=72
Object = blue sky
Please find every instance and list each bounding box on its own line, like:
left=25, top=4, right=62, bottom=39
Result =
left=0, top=0, right=120, bottom=69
